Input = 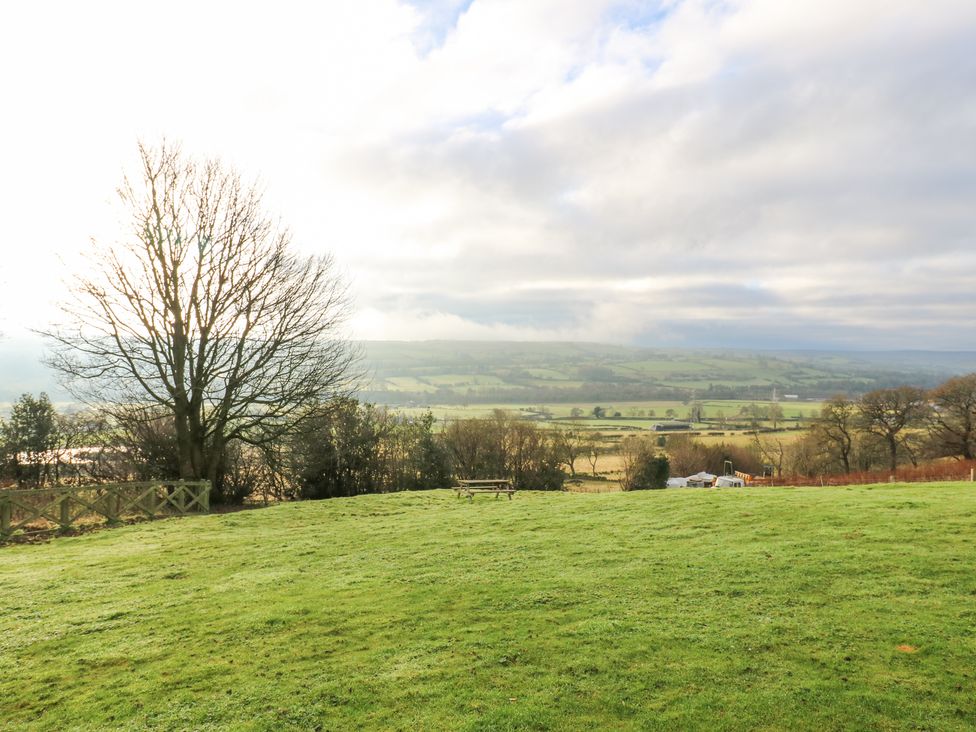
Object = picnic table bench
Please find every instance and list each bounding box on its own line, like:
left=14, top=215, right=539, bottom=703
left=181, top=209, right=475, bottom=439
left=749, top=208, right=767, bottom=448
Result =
left=454, top=479, right=516, bottom=500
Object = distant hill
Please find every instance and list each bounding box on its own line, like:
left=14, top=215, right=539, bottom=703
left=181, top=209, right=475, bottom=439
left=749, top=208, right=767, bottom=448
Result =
left=3, top=335, right=974, bottom=409
left=360, top=341, right=976, bottom=405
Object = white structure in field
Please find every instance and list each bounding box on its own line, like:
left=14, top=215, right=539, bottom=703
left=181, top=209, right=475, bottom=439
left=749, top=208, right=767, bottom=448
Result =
left=666, top=472, right=746, bottom=488
left=714, top=475, right=745, bottom=487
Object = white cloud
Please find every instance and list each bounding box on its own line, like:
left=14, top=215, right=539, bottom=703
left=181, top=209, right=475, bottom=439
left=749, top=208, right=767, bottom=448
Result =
left=1, top=0, right=974, bottom=350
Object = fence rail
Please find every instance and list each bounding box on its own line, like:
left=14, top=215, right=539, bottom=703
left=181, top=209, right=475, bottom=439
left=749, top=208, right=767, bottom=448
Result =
left=0, top=481, right=211, bottom=541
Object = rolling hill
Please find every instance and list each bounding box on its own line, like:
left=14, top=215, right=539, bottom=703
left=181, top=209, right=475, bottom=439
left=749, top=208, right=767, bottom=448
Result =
left=360, top=341, right=976, bottom=405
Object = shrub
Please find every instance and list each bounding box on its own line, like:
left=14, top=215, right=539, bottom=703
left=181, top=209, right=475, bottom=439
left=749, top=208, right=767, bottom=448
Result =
left=620, top=435, right=669, bottom=490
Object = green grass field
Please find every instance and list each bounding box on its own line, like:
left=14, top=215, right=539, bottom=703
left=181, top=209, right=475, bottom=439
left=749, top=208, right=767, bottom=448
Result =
left=3, top=485, right=976, bottom=730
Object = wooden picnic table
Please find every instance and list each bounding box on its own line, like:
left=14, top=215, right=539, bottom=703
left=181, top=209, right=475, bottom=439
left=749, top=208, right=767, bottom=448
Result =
left=454, top=479, right=516, bottom=500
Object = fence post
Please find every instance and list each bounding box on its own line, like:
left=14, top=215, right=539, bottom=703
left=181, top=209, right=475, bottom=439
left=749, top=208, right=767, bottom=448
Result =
left=176, top=482, right=187, bottom=514
left=200, top=482, right=210, bottom=513
left=59, top=492, right=71, bottom=530
left=147, top=485, right=158, bottom=518
left=105, top=486, right=120, bottom=525
left=1, top=495, right=10, bottom=538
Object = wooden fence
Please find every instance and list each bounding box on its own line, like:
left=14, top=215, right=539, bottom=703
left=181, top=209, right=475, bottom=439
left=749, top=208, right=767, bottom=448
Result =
left=0, top=481, right=211, bottom=541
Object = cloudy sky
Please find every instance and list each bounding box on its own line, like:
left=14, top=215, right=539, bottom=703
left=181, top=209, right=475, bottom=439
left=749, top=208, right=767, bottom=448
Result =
left=1, top=0, right=975, bottom=350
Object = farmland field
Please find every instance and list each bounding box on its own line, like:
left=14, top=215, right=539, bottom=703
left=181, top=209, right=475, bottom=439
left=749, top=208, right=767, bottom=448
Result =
left=3, top=484, right=975, bottom=730
left=359, top=341, right=971, bottom=408
left=396, top=400, right=823, bottom=425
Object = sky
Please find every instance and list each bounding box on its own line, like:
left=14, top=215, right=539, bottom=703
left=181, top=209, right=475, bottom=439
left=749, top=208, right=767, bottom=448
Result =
left=1, top=0, right=975, bottom=350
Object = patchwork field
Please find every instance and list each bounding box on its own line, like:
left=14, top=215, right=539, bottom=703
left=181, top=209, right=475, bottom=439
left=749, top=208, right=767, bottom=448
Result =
left=396, top=400, right=823, bottom=428
left=359, top=341, right=968, bottom=407
left=3, top=484, right=976, bottom=730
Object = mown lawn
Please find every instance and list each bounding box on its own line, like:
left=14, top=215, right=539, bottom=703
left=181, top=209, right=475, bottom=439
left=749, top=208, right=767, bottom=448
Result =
left=2, top=484, right=975, bottom=731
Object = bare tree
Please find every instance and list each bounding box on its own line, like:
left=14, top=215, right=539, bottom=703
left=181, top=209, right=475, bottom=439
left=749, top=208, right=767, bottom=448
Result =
left=42, top=142, right=357, bottom=501
left=585, top=431, right=603, bottom=475
left=553, top=424, right=587, bottom=476
left=751, top=433, right=787, bottom=477
left=813, top=395, right=858, bottom=473
left=857, top=386, right=929, bottom=471
left=928, top=373, right=976, bottom=460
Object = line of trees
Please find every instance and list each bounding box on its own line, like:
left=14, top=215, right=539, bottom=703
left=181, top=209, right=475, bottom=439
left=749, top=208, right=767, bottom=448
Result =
left=776, top=377, right=976, bottom=477
left=0, top=396, right=572, bottom=497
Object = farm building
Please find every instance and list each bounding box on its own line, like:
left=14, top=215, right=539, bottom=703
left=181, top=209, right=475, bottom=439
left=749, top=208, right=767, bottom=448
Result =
left=652, top=422, right=693, bottom=432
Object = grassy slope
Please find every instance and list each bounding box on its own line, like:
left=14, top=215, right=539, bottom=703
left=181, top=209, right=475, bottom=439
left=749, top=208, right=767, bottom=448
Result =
left=2, top=485, right=976, bottom=731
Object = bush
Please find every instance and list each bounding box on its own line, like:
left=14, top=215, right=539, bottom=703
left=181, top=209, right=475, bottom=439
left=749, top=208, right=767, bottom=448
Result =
left=290, top=400, right=455, bottom=499
left=620, top=435, right=670, bottom=490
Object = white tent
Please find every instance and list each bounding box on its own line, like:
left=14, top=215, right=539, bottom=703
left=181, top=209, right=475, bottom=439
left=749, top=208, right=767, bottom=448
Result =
left=666, top=477, right=688, bottom=488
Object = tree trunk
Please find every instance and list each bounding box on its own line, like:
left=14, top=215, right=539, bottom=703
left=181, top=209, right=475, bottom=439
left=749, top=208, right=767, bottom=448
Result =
left=173, top=405, right=197, bottom=480
left=205, top=434, right=226, bottom=501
